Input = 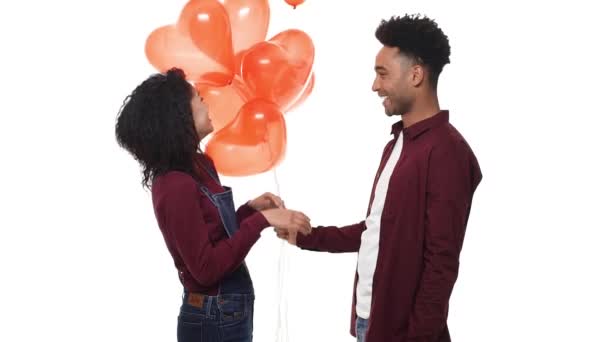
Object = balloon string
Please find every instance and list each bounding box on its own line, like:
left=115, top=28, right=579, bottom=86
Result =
left=275, top=168, right=290, bottom=342
left=264, top=120, right=289, bottom=342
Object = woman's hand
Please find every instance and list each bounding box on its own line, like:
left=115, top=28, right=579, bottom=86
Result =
left=261, top=209, right=312, bottom=242
left=248, top=192, right=285, bottom=211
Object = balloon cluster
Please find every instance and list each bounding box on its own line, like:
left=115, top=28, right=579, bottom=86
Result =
left=145, top=0, right=314, bottom=176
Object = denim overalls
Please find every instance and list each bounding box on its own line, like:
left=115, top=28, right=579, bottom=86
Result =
left=177, top=165, right=255, bottom=342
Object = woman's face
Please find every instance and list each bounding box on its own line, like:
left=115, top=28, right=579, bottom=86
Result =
left=190, top=88, right=213, bottom=140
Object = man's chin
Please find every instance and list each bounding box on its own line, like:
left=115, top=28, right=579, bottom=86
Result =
left=383, top=104, right=392, bottom=116
left=384, top=108, right=401, bottom=117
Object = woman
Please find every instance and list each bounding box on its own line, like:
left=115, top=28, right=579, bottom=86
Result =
left=115, top=68, right=312, bottom=342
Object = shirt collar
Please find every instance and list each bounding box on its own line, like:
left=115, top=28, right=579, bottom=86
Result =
left=391, top=110, right=450, bottom=139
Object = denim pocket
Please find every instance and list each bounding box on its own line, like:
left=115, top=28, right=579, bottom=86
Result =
left=178, top=312, right=221, bottom=342
left=218, top=310, right=253, bottom=341
left=218, top=297, right=247, bottom=325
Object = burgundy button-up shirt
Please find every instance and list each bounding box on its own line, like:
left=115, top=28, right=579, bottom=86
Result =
left=297, top=111, right=482, bottom=341
left=151, top=154, right=270, bottom=295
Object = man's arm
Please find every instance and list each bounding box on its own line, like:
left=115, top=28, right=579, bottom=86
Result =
left=406, top=141, right=479, bottom=340
left=294, top=221, right=366, bottom=253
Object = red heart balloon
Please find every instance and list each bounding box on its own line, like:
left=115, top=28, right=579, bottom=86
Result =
left=285, top=71, right=315, bottom=112
left=222, top=0, right=270, bottom=54
left=234, top=49, right=248, bottom=76
left=177, top=0, right=235, bottom=74
left=269, top=29, right=315, bottom=63
left=195, top=76, right=252, bottom=131
left=241, top=29, right=314, bottom=110
left=205, top=99, right=286, bottom=176
left=145, top=25, right=232, bottom=85
left=284, top=0, right=305, bottom=9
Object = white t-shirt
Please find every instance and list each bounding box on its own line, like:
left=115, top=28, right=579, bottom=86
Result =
left=356, top=131, right=403, bottom=319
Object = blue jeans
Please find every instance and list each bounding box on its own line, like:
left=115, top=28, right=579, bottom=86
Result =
left=356, top=316, right=368, bottom=342
left=178, top=292, right=254, bottom=342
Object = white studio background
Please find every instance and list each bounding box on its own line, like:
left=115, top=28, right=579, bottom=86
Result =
left=1, top=0, right=607, bottom=341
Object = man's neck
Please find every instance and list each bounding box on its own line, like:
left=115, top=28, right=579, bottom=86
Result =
left=401, top=95, right=440, bottom=128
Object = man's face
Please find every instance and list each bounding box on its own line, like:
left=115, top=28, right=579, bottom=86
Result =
left=372, top=46, right=416, bottom=116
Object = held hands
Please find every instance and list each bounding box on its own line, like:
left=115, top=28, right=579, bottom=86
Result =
left=249, top=192, right=311, bottom=245
left=274, top=227, right=298, bottom=245
left=261, top=209, right=311, bottom=245
left=248, top=192, right=285, bottom=211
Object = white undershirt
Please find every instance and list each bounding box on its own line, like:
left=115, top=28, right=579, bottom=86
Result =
left=356, top=132, right=403, bottom=319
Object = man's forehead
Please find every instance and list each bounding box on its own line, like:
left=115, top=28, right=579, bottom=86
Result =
left=377, top=46, right=400, bottom=59
left=375, top=46, right=403, bottom=69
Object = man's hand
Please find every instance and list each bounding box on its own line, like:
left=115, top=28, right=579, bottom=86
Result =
left=248, top=192, right=285, bottom=211
left=274, top=227, right=298, bottom=245
left=261, top=209, right=311, bottom=244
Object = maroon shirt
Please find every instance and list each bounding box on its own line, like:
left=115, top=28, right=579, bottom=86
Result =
left=151, top=154, right=270, bottom=295
left=297, top=111, right=482, bottom=341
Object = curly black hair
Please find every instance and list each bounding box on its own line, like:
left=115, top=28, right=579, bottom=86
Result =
left=375, top=14, right=450, bottom=88
left=115, top=68, right=202, bottom=189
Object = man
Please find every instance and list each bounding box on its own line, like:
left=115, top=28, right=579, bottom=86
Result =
left=277, top=14, right=482, bottom=342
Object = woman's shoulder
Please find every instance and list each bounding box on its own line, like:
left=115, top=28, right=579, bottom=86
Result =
left=152, top=171, right=199, bottom=197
